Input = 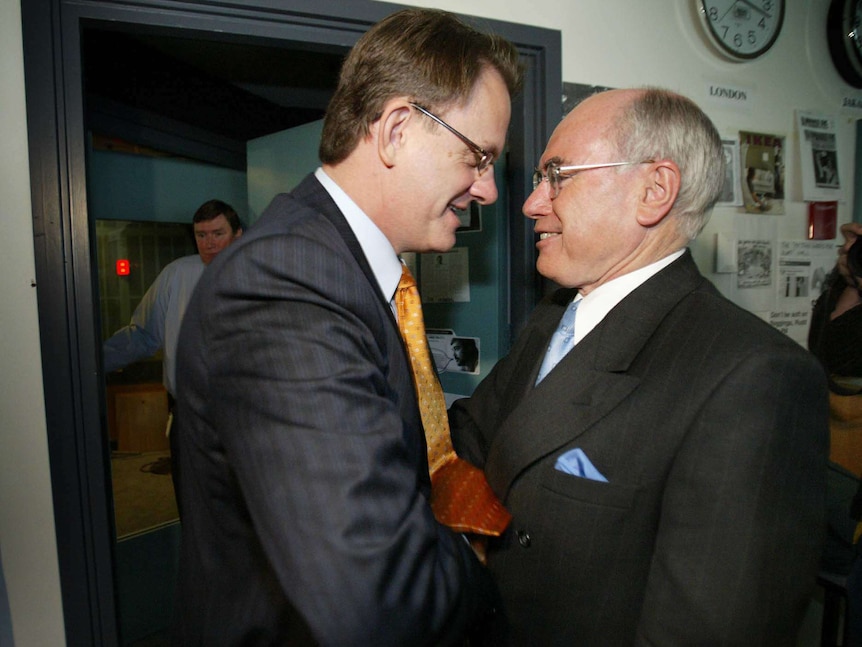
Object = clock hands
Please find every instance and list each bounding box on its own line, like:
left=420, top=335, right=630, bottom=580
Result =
left=715, top=3, right=736, bottom=23
left=715, top=0, right=771, bottom=23
left=736, top=0, right=771, bottom=19
left=702, top=0, right=782, bottom=59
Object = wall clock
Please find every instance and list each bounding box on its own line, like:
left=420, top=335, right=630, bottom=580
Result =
left=697, top=0, right=785, bottom=60
left=827, top=0, right=862, bottom=88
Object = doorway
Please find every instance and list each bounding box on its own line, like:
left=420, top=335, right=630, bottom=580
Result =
left=22, top=1, right=561, bottom=643
left=85, top=27, right=345, bottom=642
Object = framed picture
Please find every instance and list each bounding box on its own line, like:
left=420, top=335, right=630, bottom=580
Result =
left=456, top=202, right=482, bottom=232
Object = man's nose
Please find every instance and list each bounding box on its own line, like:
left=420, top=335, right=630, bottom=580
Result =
left=470, top=169, right=498, bottom=205
left=523, top=182, right=550, bottom=220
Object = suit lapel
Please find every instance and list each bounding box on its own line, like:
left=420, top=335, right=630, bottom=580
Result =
left=486, top=366, right=639, bottom=496
left=290, top=174, right=390, bottom=309
left=486, top=251, right=708, bottom=496
left=496, top=289, right=577, bottom=419
left=287, top=175, right=424, bottom=469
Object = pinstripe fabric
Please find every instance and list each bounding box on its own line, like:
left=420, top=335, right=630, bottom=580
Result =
left=172, top=175, right=500, bottom=645
left=450, top=251, right=830, bottom=645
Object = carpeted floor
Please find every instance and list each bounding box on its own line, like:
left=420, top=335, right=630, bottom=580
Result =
left=111, top=450, right=179, bottom=538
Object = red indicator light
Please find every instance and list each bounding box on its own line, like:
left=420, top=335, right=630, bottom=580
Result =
left=116, top=259, right=130, bottom=276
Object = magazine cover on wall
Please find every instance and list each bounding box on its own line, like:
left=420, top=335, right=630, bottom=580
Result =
left=739, top=130, right=785, bottom=214
left=795, top=111, right=844, bottom=203
left=456, top=202, right=482, bottom=233
left=427, top=330, right=481, bottom=375
left=562, top=82, right=614, bottom=116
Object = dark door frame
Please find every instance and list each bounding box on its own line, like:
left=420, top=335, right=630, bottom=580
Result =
left=21, top=1, right=560, bottom=643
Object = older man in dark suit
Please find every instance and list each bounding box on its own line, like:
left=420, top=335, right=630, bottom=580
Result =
left=450, top=87, right=829, bottom=645
left=171, top=9, right=522, bottom=645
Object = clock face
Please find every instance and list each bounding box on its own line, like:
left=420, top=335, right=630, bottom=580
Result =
left=699, top=0, right=785, bottom=60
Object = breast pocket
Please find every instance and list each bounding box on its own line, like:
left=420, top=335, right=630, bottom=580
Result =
left=511, top=465, right=640, bottom=578
left=541, top=464, right=636, bottom=511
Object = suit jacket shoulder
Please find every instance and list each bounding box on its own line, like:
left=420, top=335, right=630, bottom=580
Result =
left=451, top=250, right=829, bottom=645
left=174, top=173, right=496, bottom=646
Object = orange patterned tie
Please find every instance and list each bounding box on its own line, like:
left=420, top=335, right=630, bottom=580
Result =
left=395, top=264, right=511, bottom=536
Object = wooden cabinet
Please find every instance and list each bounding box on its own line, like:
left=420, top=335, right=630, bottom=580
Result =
left=106, top=383, right=170, bottom=452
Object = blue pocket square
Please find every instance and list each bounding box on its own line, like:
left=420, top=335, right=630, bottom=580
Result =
left=554, top=448, right=608, bottom=482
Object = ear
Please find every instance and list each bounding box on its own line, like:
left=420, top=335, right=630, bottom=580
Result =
left=636, top=159, right=680, bottom=227
left=376, top=101, right=413, bottom=169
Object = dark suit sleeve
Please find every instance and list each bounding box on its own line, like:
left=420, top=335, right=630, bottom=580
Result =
left=635, top=345, right=828, bottom=645
left=450, top=306, right=550, bottom=468
left=450, top=360, right=507, bottom=468
left=198, top=231, right=495, bottom=645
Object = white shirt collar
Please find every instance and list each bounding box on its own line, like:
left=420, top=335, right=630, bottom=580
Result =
left=314, top=167, right=402, bottom=304
left=573, top=249, right=685, bottom=346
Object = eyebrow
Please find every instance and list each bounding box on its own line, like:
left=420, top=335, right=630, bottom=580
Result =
left=541, top=156, right=566, bottom=170
left=484, top=145, right=501, bottom=161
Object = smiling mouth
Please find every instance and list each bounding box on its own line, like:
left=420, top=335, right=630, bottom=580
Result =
left=538, top=232, right=559, bottom=240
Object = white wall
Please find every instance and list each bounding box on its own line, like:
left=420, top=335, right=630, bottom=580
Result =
left=4, top=0, right=859, bottom=643
left=1, top=1, right=67, bottom=645
left=402, top=0, right=861, bottom=329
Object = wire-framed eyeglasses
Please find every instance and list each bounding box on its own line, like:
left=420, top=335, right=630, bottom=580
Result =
left=409, top=103, right=493, bottom=175
left=532, top=160, right=654, bottom=199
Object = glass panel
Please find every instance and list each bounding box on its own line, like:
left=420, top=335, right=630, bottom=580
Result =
left=96, top=219, right=194, bottom=538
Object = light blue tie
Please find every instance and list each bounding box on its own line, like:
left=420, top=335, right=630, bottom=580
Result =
left=536, top=299, right=580, bottom=384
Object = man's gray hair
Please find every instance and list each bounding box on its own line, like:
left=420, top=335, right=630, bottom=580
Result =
left=614, top=88, right=725, bottom=240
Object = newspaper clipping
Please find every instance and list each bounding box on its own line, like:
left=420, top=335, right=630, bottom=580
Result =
left=769, top=240, right=837, bottom=343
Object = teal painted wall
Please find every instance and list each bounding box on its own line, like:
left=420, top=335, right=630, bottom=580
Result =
left=246, top=119, right=324, bottom=225
left=424, top=161, right=510, bottom=398
left=87, top=148, right=249, bottom=225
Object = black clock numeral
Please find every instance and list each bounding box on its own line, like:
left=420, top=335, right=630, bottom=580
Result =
left=703, top=0, right=782, bottom=59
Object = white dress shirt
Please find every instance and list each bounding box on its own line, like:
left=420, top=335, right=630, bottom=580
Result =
left=572, top=249, right=685, bottom=346
left=314, top=167, right=402, bottom=306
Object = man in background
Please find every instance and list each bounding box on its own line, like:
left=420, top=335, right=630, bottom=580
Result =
left=450, top=87, right=829, bottom=644
left=172, top=9, right=522, bottom=645
left=104, top=198, right=242, bottom=494
left=104, top=198, right=242, bottom=395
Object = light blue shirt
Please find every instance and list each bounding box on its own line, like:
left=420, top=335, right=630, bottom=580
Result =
left=103, top=254, right=205, bottom=396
